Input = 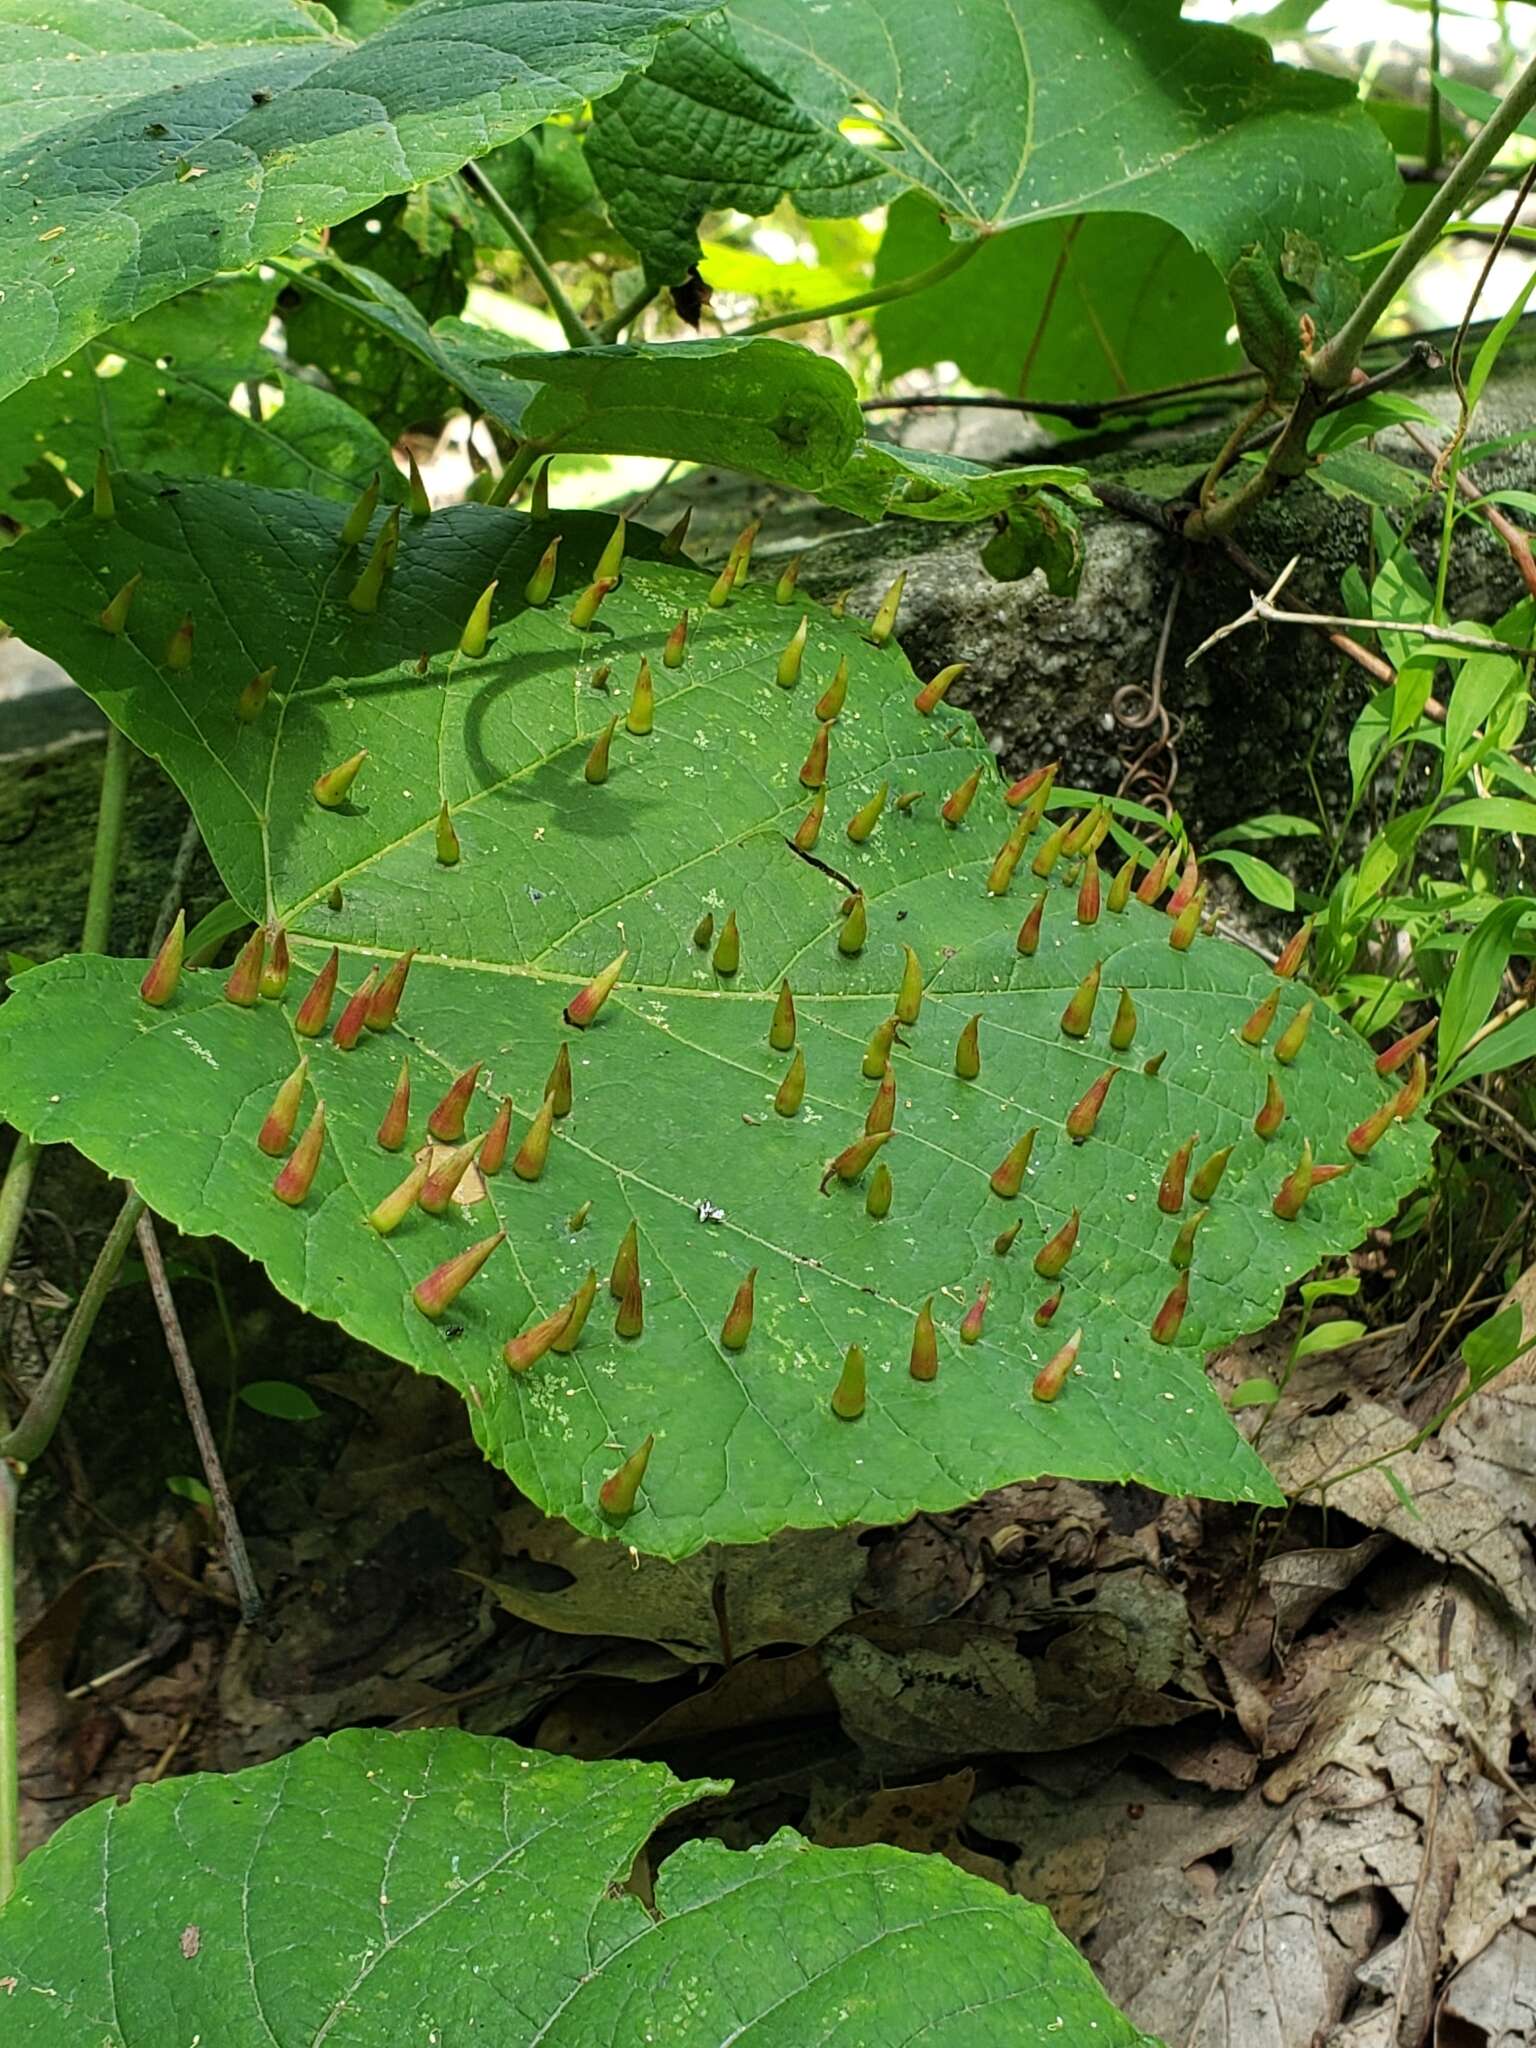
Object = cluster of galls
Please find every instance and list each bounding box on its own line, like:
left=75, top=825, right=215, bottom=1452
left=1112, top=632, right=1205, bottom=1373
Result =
left=136, top=907, right=650, bottom=1516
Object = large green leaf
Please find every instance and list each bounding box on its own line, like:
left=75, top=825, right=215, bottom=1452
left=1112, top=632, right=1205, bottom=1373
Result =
left=0, top=1727, right=1158, bottom=2045
left=873, top=196, right=1241, bottom=417
left=585, top=0, right=1400, bottom=287
left=0, top=0, right=706, bottom=400
left=585, top=19, right=898, bottom=288
left=0, top=479, right=1430, bottom=1556
left=0, top=279, right=396, bottom=527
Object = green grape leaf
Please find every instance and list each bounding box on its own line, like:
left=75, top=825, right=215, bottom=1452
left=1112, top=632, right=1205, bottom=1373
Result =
left=0, top=0, right=708, bottom=399
left=873, top=196, right=1242, bottom=413
left=586, top=0, right=1399, bottom=286
left=0, top=279, right=396, bottom=527
left=0, top=1727, right=1159, bottom=2046
left=586, top=19, right=899, bottom=288
left=0, top=479, right=1432, bottom=1557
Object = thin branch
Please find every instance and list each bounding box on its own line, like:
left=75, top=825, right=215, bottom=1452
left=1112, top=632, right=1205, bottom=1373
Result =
left=0, top=1192, right=146, bottom=1466
left=730, top=235, right=981, bottom=338
left=462, top=163, right=591, bottom=349
left=1313, top=51, right=1536, bottom=390
left=1187, top=554, right=1533, bottom=666
left=135, top=1214, right=262, bottom=1623
left=0, top=1456, right=16, bottom=1908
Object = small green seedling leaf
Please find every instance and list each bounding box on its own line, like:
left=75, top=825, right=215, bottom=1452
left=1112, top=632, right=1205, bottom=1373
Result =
left=1229, top=1377, right=1281, bottom=1409
left=1293, top=1317, right=1367, bottom=1358
left=238, top=1380, right=322, bottom=1422
left=1461, top=1302, right=1529, bottom=1393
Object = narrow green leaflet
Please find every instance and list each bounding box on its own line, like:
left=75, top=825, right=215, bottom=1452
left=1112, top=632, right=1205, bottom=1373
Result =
left=586, top=0, right=1399, bottom=285
left=0, top=0, right=707, bottom=399
left=0, top=1728, right=1159, bottom=2045
left=0, top=479, right=1432, bottom=1556
left=873, top=197, right=1241, bottom=412
left=0, top=280, right=396, bottom=526
left=586, top=19, right=898, bottom=287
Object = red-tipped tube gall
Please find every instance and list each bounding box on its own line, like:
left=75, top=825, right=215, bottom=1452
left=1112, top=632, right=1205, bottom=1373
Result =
left=1168, top=888, right=1205, bottom=952
left=954, top=1014, right=981, bottom=1079
left=294, top=949, right=340, bottom=1037
left=693, top=912, right=714, bottom=951
left=165, top=615, right=195, bottom=671
left=770, top=980, right=797, bottom=1051
left=660, top=507, right=692, bottom=560
left=1254, top=1072, right=1286, bottom=1139
left=1033, top=1289, right=1063, bottom=1328
left=1109, top=988, right=1137, bottom=1052
left=568, top=576, right=617, bottom=630
left=1393, top=1052, right=1428, bottom=1120
left=1169, top=1208, right=1208, bottom=1270
left=313, top=750, right=366, bottom=809
left=545, top=1043, right=573, bottom=1117
left=775, top=1049, right=806, bottom=1116
left=139, top=910, right=185, bottom=1008
left=846, top=783, right=888, bottom=843
left=513, top=1097, right=555, bottom=1181
left=436, top=803, right=461, bottom=866
left=995, top=1219, right=1023, bottom=1257
left=793, top=790, right=826, bottom=850
left=866, top=1162, right=893, bottom=1217
left=838, top=895, right=867, bottom=956
left=989, top=1127, right=1038, bottom=1199
left=99, top=571, right=143, bottom=635
left=365, top=949, right=414, bottom=1032
left=1273, top=918, right=1315, bottom=981
left=1376, top=1018, right=1436, bottom=1076
left=565, top=949, right=627, bottom=1029
left=626, top=657, right=655, bottom=736
left=1190, top=1143, right=1234, bottom=1202
left=428, top=1063, right=482, bottom=1144
left=1273, top=1001, right=1314, bottom=1065
left=413, top=1232, right=504, bottom=1321
left=585, top=716, right=618, bottom=784
left=258, top=1057, right=308, bottom=1157
left=830, top=1345, right=867, bottom=1419
left=1165, top=853, right=1200, bottom=916
left=895, top=947, right=923, bottom=1026
left=862, top=1015, right=897, bottom=1080
left=960, top=1284, right=990, bottom=1345
left=1150, top=1271, right=1189, bottom=1344
left=910, top=1298, right=938, bottom=1380
left=799, top=722, right=831, bottom=789
left=504, top=1307, right=569, bottom=1374
left=273, top=1102, right=326, bottom=1206
left=419, top=1136, right=481, bottom=1216
left=663, top=609, right=689, bottom=668
left=868, top=571, right=905, bottom=647
left=614, top=1259, right=644, bottom=1338
left=721, top=1268, right=757, bottom=1351
left=864, top=1067, right=896, bottom=1138
left=378, top=1059, right=412, bottom=1152
left=820, top=1130, right=889, bottom=1192
left=816, top=654, right=850, bottom=721
left=1272, top=1140, right=1315, bottom=1220
left=599, top=1435, right=654, bottom=1518
left=914, top=662, right=966, bottom=715
left=460, top=581, right=497, bottom=658
left=1066, top=1067, right=1116, bottom=1142
left=551, top=1269, right=598, bottom=1354
left=1346, top=1094, right=1398, bottom=1158
left=1158, top=1133, right=1198, bottom=1214
left=1060, top=961, right=1102, bottom=1039
left=713, top=911, right=741, bottom=976
left=1077, top=853, right=1102, bottom=926
left=332, top=970, right=378, bottom=1050
left=236, top=665, right=276, bottom=723
left=1032, top=1327, right=1082, bottom=1402
left=986, top=824, right=1028, bottom=896
left=224, top=929, right=265, bottom=1008
left=525, top=536, right=561, bottom=606
left=595, top=515, right=627, bottom=586
left=775, top=554, right=803, bottom=605
left=339, top=473, right=380, bottom=548
left=1005, top=761, right=1057, bottom=807
left=609, top=1220, right=639, bottom=1301
left=479, top=1096, right=512, bottom=1175
left=1031, top=817, right=1073, bottom=878
left=367, top=1160, right=429, bottom=1234
left=1135, top=845, right=1173, bottom=905
left=1017, top=894, right=1047, bottom=957
left=1034, top=1209, right=1080, bottom=1278
left=260, top=926, right=290, bottom=999
left=1240, top=988, right=1280, bottom=1046
left=776, top=616, right=808, bottom=689
left=941, top=765, right=983, bottom=827
left=1107, top=854, right=1136, bottom=914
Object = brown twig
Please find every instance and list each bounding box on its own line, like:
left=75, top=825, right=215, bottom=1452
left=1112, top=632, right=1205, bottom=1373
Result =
left=135, top=1214, right=262, bottom=1622
left=1187, top=555, right=1532, bottom=666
